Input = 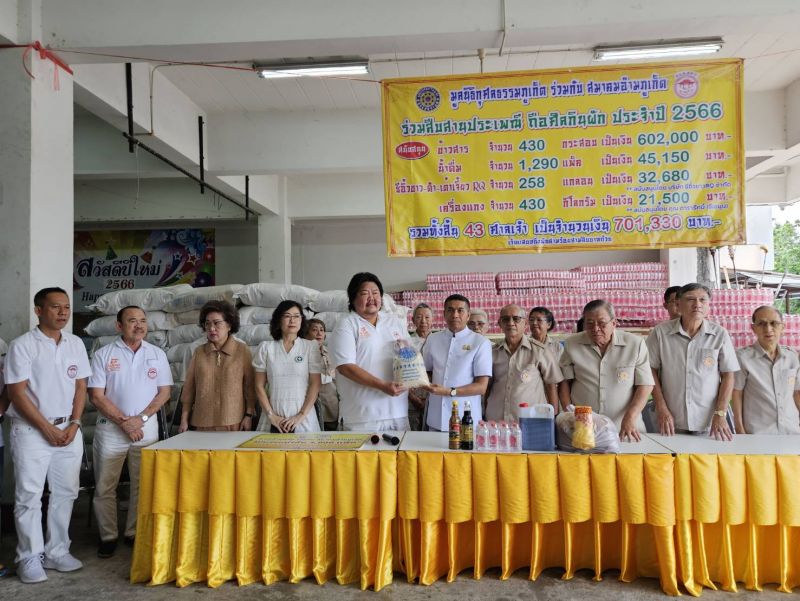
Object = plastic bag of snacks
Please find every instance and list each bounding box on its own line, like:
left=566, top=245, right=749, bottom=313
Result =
left=392, top=340, right=430, bottom=388
left=555, top=405, right=619, bottom=453
left=572, top=406, right=596, bottom=449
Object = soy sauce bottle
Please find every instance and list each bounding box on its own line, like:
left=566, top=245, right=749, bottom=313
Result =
left=448, top=399, right=461, bottom=450
left=460, top=400, right=474, bottom=450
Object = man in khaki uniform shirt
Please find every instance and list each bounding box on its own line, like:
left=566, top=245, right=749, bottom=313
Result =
left=559, top=300, right=654, bottom=441
left=733, top=306, right=800, bottom=434
left=486, top=304, right=562, bottom=422
left=647, top=283, right=739, bottom=439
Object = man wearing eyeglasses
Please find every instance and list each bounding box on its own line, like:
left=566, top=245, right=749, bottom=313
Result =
left=558, top=300, right=654, bottom=441
left=646, top=283, right=739, bottom=440
left=485, top=304, right=562, bottom=422
left=732, top=306, right=800, bottom=434
left=467, top=309, right=489, bottom=336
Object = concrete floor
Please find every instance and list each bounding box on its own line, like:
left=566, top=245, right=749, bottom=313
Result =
left=0, top=498, right=793, bottom=600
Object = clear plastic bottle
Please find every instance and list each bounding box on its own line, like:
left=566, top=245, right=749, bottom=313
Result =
left=510, top=421, right=522, bottom=451
left=476, top=420, right=488, bottom=450
left=487, top=420, right=499, bottom=451
left=498, top=421, right=510, bottom=451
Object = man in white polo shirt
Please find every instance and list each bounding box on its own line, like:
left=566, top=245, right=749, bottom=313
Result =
left=88, top=305, right=172, bottom=558
left=424, top=294, right=492, bottom=430
left=329, top=272, right=410, bottom=431
left=5, top=287, right=91, bottom=584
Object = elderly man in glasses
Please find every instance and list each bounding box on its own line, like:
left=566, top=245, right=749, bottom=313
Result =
left=732, top=305, right=800, bottom=434
left=558, top=299, right=654, bottom=441
left=647, top=283, right=739, bottom=440
left=485, top=304, right=562, bottom=422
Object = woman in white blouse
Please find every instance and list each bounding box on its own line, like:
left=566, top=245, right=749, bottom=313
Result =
left=253, top=300, right=322, bottom=432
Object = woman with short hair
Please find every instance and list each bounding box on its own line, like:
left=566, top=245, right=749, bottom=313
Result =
left=179, top=300, right=256, bottom=432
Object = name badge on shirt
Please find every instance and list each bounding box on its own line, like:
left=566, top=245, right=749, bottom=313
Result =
left=462, top=344, right=472, bottom=351
left=147, top=368, right=158, bottom=379
left=107, top=358, right=121, bottom=372
left=66, top=364, right=78, bottom=379
left=359, top=326, right=370, bottom=338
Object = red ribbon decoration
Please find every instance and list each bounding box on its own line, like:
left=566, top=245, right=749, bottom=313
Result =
left=0, top=40, right=73, bottom=90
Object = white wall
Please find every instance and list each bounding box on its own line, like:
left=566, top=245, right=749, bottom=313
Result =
left=0, top=0, right=17, bottom=43
left=74, top=177, right=259, bottom=286
left=292, top=218, right=660, bottom=291
left=75, top=178, right=248, bottom=221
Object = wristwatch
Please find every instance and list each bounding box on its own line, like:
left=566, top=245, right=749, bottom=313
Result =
left=244, top=412, right=255, bottom=418
left=713, top=410, right=727, bottom=418
left=138, top=412, right=149, bottom=423
left=449, top=387, right=457, bottom=397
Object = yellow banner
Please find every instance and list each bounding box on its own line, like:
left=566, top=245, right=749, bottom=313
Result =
left=382, top=59, right=744, bottom=257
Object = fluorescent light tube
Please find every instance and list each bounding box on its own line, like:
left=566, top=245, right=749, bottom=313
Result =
left=594, top=39, right=723, bottom=61
left=256, top=62, right=369, bottom=78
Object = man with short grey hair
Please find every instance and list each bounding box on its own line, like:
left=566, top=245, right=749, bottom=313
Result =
left=486, top=304, right=562, bottom=422
left=647, top=283, right=739, bottom=440
left=732, top=305, right=800, bottom=434
left=559, top=299, right=653, bottom=440
left=467, top=309, right=489, bottom=336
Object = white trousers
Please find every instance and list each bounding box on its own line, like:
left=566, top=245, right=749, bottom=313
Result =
left=10, top=419, right=82, bottom=563
left=93, top=417, right=158, bottom=541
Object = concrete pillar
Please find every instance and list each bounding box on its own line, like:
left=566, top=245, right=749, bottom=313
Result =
left=0, top=48, right=74, bottom=338
left=660, top=247, right=697, bottom=287
left=257, top=178, right=291, bottom=284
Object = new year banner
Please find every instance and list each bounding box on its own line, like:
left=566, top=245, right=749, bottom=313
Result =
left=382, top=58, right=744, bottom=256
left=74, top=229, right=215, bottom=311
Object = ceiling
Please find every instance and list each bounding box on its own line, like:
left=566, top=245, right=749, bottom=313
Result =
left=159, top=32, right=800, bottom=113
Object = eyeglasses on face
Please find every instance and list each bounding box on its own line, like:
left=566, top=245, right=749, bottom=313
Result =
left=584, top=320, right=613, bottom=330
left=204, top=319, right=228, bottom=330
left=499, top=315, right=524, bottom=324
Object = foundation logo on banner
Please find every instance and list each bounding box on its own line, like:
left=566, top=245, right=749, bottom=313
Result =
left=674, top=71, right=699, bottom=98
left=415, top=86, right=440, bottom=112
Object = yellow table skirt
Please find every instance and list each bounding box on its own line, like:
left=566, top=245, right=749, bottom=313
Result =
left=130, top=448, right=800, bottom=595
left=672, top=454, right=800, bottom=595
left=130, top=449, right=398, bottom=590
left=397, top=452, right=680, bottom=594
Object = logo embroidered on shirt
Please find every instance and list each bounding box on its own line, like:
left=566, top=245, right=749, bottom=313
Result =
left=617, top=369, right=630, bottom=382
left=295, top=356, right=304, bottom=363
left=520, top=370, right=531, bottom=383
left=147, top=368, right=158, bottom=379
left=702, top=356, right=715, bottom=368
left=107, top=358, right=121, bottom=372
left=359, top=326, right=370, bottom=338
left=67, top=365, right=78, bottom=378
